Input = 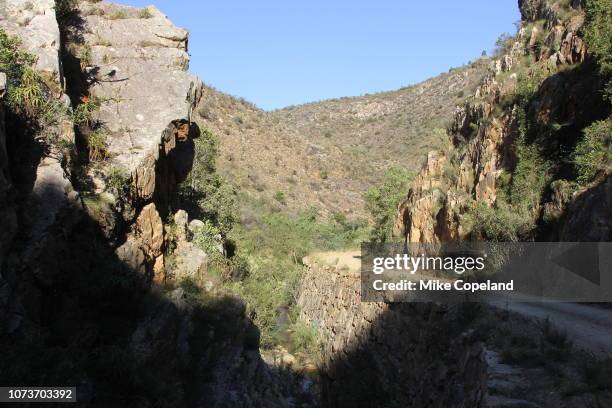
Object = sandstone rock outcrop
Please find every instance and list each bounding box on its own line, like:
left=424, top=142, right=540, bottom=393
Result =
left=0, top=0, right=63, bottom=83
left=1, top=3, right=315, bottom=406
left=79, top=2, right=202, bottom=203
left=70, top=1, right=203, bottom=280
left=394, top=0, right=601, bottom=243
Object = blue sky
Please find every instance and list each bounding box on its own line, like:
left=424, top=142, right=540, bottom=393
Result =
left=121, top=1, right=520, bottom=110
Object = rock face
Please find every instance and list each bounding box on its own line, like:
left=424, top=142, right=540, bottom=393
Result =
left=298, top=259, right=487, bottom=408
left=0, top=73, right=16, bottom=265
left=0, top=0, right=76, bottom=256
left=74, top=1, right=203, bottom=280
left=1, top=3, right=315, bottom=406
left=394, top=0, right=608, bottom=243
left=80, top=2, right=201, bottom=201
left=0, top=0, right=78, bottom=333
left=0, top=0, right=63, bottom=82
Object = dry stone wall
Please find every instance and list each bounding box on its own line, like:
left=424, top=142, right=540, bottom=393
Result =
left=298, top=259, right=487, bottom=408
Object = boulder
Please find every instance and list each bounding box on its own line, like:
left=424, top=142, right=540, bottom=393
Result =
left=173, top=209, right=189, bottom=242
left=172, top=242, right=208, bottom=282
left=134, top=203, right=164, bottom=258
left=116, top=238, right=146, bottom=274
left=188, top=219, right=205, bottom=233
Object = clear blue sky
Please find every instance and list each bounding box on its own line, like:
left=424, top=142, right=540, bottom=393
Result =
left=121, top=1, right=520, bottom=110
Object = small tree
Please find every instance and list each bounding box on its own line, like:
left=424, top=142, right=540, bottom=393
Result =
left=364, top=167, right=414, bottom=242
left=574, top=119, right=612, bottom=184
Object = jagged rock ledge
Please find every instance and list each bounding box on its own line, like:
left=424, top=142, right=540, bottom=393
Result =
left=393, top=0, right=602, bottom=243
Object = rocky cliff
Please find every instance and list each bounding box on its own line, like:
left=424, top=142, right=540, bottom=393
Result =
left=0, top=0, right=77, bottom=330
left=298, top=257, right=486, bottom=408
left=0, top=1, right=313, bottom=406
left=70, top=1, right=204, bottom=283
left=395, top=0, right=611, bottom=243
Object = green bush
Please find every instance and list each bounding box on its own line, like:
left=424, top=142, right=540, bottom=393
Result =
left=508, top=136, right=550, bottom=212
left=364, top=166, right=414, bottom=242
left=274, top=190, right=286, bottom=204
left=290, top=320, right=319, bottom=354
left=106, top=166, right=130, bottom=195
left=584, top=0, right=612, bottom=76
left=192, top=220, right=222, bottom=257
left=467, top=201, right=533, bottom=242
left=573, top=119, right=612, bottom=184
left=9, top=67, right=44, bottom=111
left=494, top=33, right=514, bottom=56
left=72, top=97, right=101, bottom=127
left=0, top=29, right=45, bottom=114
left=584, top=0, right=612, bottom=101
left=200, top=176, right=238, bottom=237
left=178, top=127, right=238, bottom=237
left=192, top=127, right=218, bottom=174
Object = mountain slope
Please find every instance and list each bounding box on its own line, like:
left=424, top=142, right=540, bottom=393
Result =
left=395, top=0, right=611, bottom=243
left=195, top=59, right=489, bottom=219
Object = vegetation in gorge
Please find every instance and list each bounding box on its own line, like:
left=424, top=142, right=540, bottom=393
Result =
left=466, top=0, right=611, bottom=242
left=178, top=127, right=238, bottom=240
left=175, top=125, right=367, bottom=348
left=470, top=65, right=552, bottom=241
left=583, top=0, right=612, bottom=101
left=0, top=29, right=65, bottom=128
left=228, top=199, right=367, bottom=347
left=364, top=166, right=414, bottom=242
left=573, top=118, right=612, bottom=183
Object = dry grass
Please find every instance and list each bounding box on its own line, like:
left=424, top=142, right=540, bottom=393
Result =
left=195, top=59, right=489, bottom=220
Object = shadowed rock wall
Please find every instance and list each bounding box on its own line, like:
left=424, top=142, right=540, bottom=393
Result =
left=298, top=259, right=487, bottom=408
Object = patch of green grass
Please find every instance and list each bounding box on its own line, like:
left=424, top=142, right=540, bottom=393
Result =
left=289, top=319, right=319, bottom=355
